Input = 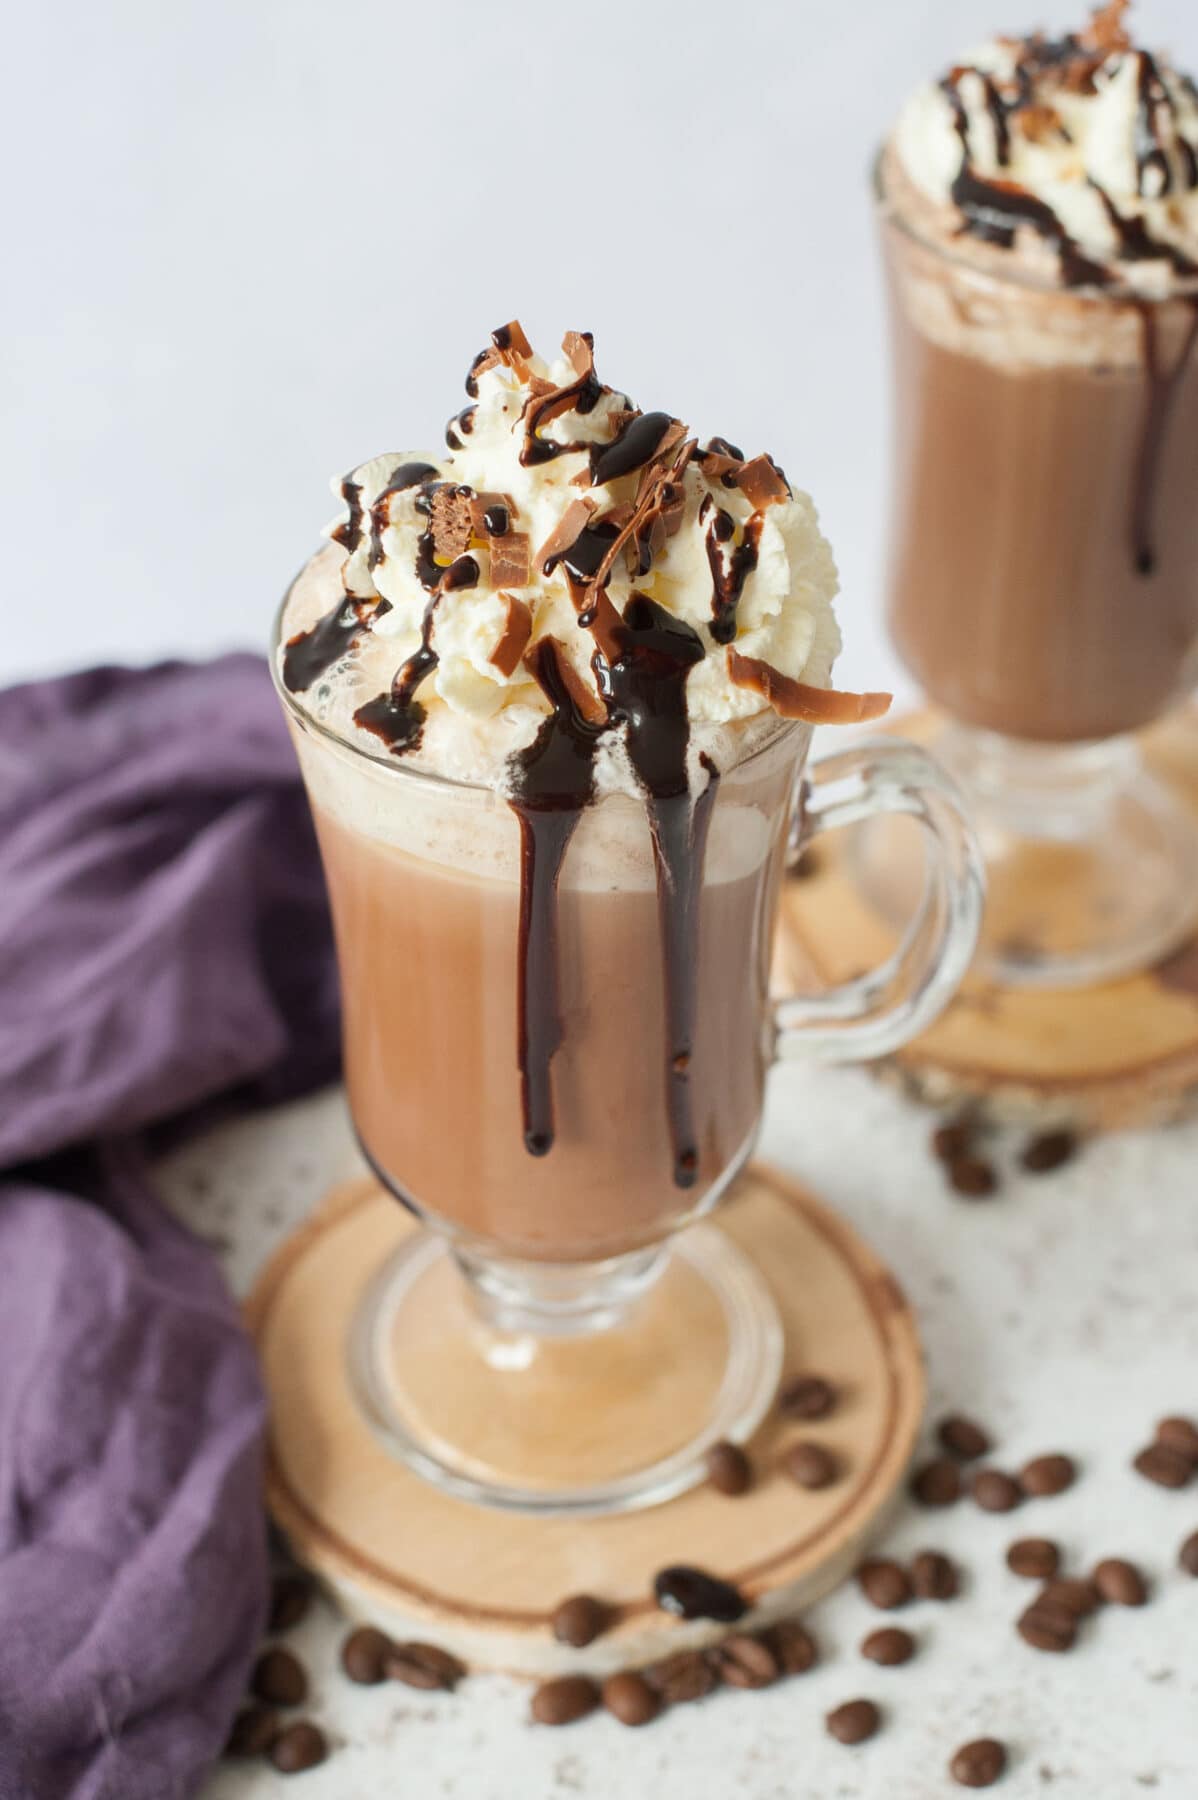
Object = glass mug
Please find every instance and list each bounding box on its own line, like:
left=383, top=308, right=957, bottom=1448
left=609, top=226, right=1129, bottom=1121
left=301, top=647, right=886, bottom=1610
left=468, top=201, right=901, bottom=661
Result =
left=274, top=594, right=983, bottom=1515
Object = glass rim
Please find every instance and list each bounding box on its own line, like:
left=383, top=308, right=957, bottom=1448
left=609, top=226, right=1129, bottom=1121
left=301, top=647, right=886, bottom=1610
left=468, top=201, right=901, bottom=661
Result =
left=269, top=555, right=810, bottom=799
left=871, top=144, right=1198, bottom=305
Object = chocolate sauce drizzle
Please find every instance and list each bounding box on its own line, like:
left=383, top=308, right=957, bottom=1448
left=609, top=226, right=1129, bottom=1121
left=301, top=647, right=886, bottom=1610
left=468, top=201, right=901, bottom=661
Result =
left=589, top=410, right=673, bottom=485
left=705, top=510, right=762, bottom=645
left=328, top=475, right=363, bottom=555
left=282, top=595, right=389, bottom=693
left=368, top=461, right=441, bottom=571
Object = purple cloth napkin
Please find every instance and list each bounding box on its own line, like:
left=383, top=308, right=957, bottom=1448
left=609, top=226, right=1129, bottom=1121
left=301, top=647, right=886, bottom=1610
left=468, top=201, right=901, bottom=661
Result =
left=0, top=656, right=339, bottom=1800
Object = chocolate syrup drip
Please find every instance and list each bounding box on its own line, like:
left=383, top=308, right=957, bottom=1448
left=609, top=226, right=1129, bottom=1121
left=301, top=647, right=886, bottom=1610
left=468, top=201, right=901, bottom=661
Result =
left=367, top=462, right=441, bottom=570
left=544, top=519, right=621, bottom=597
left=704, top=435, right=744, bottom=461
left=508, top=640, right=605, bottom=1156
left=589, top=410, right=673, bottom=485
left=465, top=349, right=488, bottom=399
left=979, top=72, right=1012, bottom=166
left=705, top=510, right=761, bottom=645
left=282, top=595, right=389, bottom=693
left=1129, top=300, right=1198, bottom=576
left=415, top=529, right=442, bottom=592
left=482, top=503, right=509, bottom=536
left=1134, top=52, right=1174, bottom=198
left=328, top=476, right=363, bottom=554
left=442, top=553, right=480, bottom=591
left=445, top=406, right=477, bottom=450
left=520, top=372, right=605, bottom=467
left=950, top=163, right=1111, bottom=287
left=1092, top=184, right=1198, bottom=275
left=353, top=593, right=441, bottom=755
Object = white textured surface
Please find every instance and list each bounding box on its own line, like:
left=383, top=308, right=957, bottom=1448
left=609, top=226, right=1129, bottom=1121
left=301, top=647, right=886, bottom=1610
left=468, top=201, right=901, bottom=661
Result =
left=161, top=1072, right=1198, bottom=1799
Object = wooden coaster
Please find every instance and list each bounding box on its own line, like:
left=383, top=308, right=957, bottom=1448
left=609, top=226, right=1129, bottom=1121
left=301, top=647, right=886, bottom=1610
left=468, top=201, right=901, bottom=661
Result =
left=246, top=1164, right=923, bottom=1677
left=778, top=709, right=1198, bottom=1132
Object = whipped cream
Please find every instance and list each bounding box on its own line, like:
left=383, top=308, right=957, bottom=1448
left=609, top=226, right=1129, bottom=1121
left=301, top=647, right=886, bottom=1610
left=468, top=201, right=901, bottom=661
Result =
left=892, top=4, right=1198, bottom=294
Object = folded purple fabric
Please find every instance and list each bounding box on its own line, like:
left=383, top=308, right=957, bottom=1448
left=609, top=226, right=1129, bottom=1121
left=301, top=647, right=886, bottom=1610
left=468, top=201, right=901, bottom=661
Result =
left=0, top=657, right=339, bottom=1800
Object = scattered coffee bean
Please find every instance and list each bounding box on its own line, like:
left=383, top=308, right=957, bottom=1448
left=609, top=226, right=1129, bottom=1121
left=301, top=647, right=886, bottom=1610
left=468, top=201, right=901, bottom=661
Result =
left=857, top=1558, right=912, bottom=1610
left=911, top=1550, right=959, bottom=1600
left=972, top=1469, right=1023, bottom=1513
left=530, top=1675, right=600, bottom=1726
left=339, top=1626, right=392, bottom=1686
left=1020, top=1129, right=1077, bottom=1174
left=269, top=1722, right=327, bottom=1775
left=861, top=1626, right=915, bottom=1666
left=268, top=1573, right=312, bottom=1636
left=1092, top=1558, right=1147, bottom=1607
left=1133, top=1441, right=1195, bottom=1489
left=779, top=1374, right=836, bottom=1421
left=224, top=1707, right=280, bottom=1758
left=1016, top=1603, right=1075, bottom=1654
left=950, top=1736, right=1008, bottom=1787
left=1038, top=1577, right=1100, bottom=1619
left=911, top=1458, right=962, bottom=1507
left=601, top=1671, right=659, bottom=1727
left=786, top=1441, right=838, bottom=1490
left=1156, top=1416, right=1198, bottom=1460
left=766, top=1619, right=818, bottom=1675
left=1020, top=1453, right=1076, bottom=1498
left=1007, top=1538, right=1060, bottom=1580
left=644, top=1650, right=719, bottom=1704
left=948, top=1156, right=998, bottom=1198
left=938, top=1414, right=992, bottom=1461
left=706, top=1440, right=752, bottom=1496
left=251, top=1647, right=308, bottom=1708
left=826, top=1698, right=881, bottom=1745
left=551, top=1593, right=611, bottom=1648
left=383, top=1641, right=464, bottom=1691
left=1179, top=1530, right=1198, bottom=1576
left=654, top=1565, right=747, bottom=1623
left=931, top=1120, right=974, bottom=1163
left=710, top=1633, right=777, bottom=1689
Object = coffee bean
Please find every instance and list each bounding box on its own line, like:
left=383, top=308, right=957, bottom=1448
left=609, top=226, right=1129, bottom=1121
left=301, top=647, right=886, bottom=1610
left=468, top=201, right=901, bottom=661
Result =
left=1179, top=1531, right=1198, bottom=1576
left=1156, top=1416, right=1198, bottom=1460
left=530, top=1675, right=600, bottom=1726
left=269, top=1722, right=327, bottom=1775
left=948, top=1156, right=998, bottom=1198
left=710, top=1633, right=777, bottom=1689
left=972, top=1468, right=1023, bottom=1513
left=251, top=1647, right=307, bottom=1708
left=224, top=1707, right=280, bottom=1758
left=911, top=1458, right=962, bottom=1507
left=1133, top=1441, right=1195, bottom=1488
left=1038, top=1577, right=1100, bottom=1618
left=601, top=1671, right=659, bottom=1726
left=383, top=1641, right=464, bottom=1691
left=861, top=1626, right=915, bottom=1666
left=1092, top=1558, right=1147, bottom=1606
left=785, top=1441, right=838, bottom=1490
left=654, top=1565, right=747, bottom=1623
left=911, top=1550, right=958, bottom=1600
left=551, top=1593, right=611, bottom=1648
left=1020, top=1453, right=1076, bottom=1498
left=932, top=1120, right=974, bottom=1163
left=706, top=1440, right=752, bottom=1496
left=1017, top=1603, right=1075, bottom=1653
left=1020, top=1129, right=1077, bottom=1174
left=339, top=1626, right=392, bottom=1686
left=779, top=1374, right=836, bottom=1421
left=938, top=1414, right=991, bottom=1462
left=268, top=1574, right=312, bottom=1636
left=857, top=1558, right=912, bottom=1610
left=1007, top=1538, right=1060, bottom=1579
left=643, top=1650, right=719, bottom=1703
left=950, top=1737, right=1008, bottom=1787
left=766, top=1619, right=818, bottom=1675
left=826, top=1698, right=881, bottom=1745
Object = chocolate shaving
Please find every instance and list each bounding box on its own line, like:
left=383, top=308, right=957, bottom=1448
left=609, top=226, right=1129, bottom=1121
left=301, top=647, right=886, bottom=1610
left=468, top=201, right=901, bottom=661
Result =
left=536, top=498, right=598, bottom=574
left=1081, top=0, right=1131, bottom=56
left=489, top=593, right=533, bottom=677
left=562, top=330, right=595, bottom=380
left=727, top=649, right=892, bottom=724
left=493, top=319, right=533, bottom=361
left=524, top=635, right=607, bottom=728
left=735, top=455, right=790, bottom=509
left=488, top=532, right=531, bottom=588
left=698, top=449, right=744, bottom=488
left=429, top=487, right=474, bottom=562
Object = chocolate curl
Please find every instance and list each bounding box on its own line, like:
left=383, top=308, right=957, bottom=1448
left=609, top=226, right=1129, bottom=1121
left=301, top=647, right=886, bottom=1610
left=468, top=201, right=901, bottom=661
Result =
left=582, top=434, right=698, bottom=605
left=735, top=455, right=790, bottom=509
left=535, top=498, right=597, bottom=574
left=520, top=332, right=600, bottom=451
left=489, top=593, right=533, bottom=677
left=1081, top=0, right=1132, bottom=55
left=727, top=648, right=892, bottom=724
left=524, top=634, right=608, bottom=728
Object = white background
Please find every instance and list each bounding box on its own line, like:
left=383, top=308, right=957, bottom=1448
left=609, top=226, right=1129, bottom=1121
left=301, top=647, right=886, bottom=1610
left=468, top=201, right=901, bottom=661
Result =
left=4, top=0, right=1193, bottom=700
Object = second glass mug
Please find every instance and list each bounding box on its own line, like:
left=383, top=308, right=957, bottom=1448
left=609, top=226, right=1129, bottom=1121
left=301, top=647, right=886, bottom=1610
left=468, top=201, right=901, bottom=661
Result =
left=277, top=639, right=983, bottom=1517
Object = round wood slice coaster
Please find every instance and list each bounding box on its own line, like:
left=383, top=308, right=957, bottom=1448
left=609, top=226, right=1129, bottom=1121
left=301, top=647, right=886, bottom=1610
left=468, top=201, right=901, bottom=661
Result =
left=777, top=708, right=1198, bottom=1131
left=246, top=1163, right=923, bottom=1677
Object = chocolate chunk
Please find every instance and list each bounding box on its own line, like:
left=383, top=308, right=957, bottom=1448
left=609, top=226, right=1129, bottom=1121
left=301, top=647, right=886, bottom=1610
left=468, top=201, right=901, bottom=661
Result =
left=938, top=1414, right=991, bottom=1461
left=785, top=1441, right=839, bottom=1490
left=1179, top=1530, right=1198, bottom=1576
left=948, top=1156, right=999, bottom=1198
left=601, top=1671, right=660, bottom=1726
left=709, top=1633, right=778, bottom=1689
left=488, top=593, right=533, bottom=678
left=735, top=454, right=790, bottom=509
left=429, top=486, right=474, bottom=562
left=779, top=1374, right=836, bottom=1420
left=654, top=1565, right=747, bottom=1623
left=705, top=1439, right=752, bottom=1496
left=469, top=490, right=517, bottom=537
left=950, top=1737, right=1008, bottom=1787
left=861, top=1626, right=916, bottom=1666
left=268, top=1573, right=312, bottom=1636
left=442, top=552, right=479, bottom=592
left=765, top=1619, right=818, bottom=1675
left=224, top=1707, right=281, bottom=1758
left=1133, top=1441, right=1195, bottom=1488
left=269, top=1722, right=327, bottom=1775
left=1092, top=1558, right=1147, bottom=1606
left=1020, top=1129, right=1078, bottom=1173
left=1020, top=1453, right=1076, bottom=1498
left=536, top=497, right=597, bottom=574
left=531, top=1675, right=601, bottom=1726
left=911, top=1458, right=962, bottom=1507
left=826, top=1698, right=881, bottom=1745
left=857, top=1558, right=912, bottom=1610
left=552, top=1593, right=611, bottom=1648
left=931, top=1121, right=975, bottom=1163
left=911, top=1550, right=959, bottom=1600
left=251, top=1647, right=307, bottom=1708
left=1156, top=1416, right=1198, bottom=1459
left=339, top=1626, right=392, bottom=1686
left=383, top=1641, right=465, bottom=1691
left=972, top=1468, right=1023, bottom=1513
left=488, top=531, right=531, bottom=589
left=644, top=1649, right=719, bottom=1703
left=1007, top=1538, right=1060, bottom=1579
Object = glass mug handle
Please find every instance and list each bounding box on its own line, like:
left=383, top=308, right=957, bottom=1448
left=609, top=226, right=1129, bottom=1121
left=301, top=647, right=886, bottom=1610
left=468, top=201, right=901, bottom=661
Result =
left=775, top=739, right=985, bottom=1063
